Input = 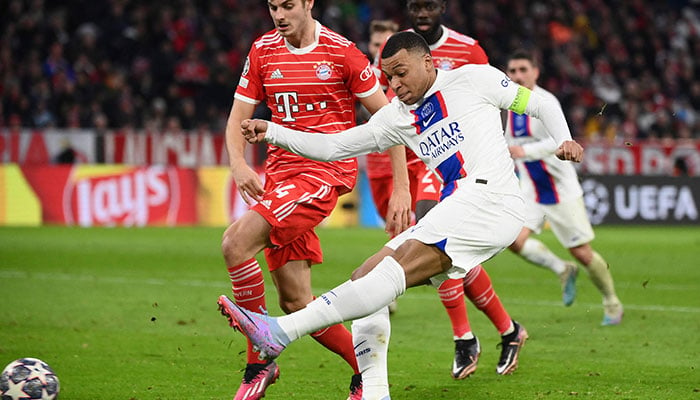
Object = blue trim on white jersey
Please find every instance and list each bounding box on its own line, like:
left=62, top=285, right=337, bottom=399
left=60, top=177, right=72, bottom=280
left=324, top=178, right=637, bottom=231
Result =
left=523, top=160, right=559, bottom=204
left=437, top=151, right=466, bottom=201
left=412, top=92, right=448, bottom=134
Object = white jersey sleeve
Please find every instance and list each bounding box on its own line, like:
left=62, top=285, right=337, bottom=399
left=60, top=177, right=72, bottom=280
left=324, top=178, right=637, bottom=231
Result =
left=466, top=65, right=573, bottom=146
left=504, top=86, right=583, bottom=204
left=265, top=105, right=400, bottom=161
left=520, top=136, right=559, bottom=161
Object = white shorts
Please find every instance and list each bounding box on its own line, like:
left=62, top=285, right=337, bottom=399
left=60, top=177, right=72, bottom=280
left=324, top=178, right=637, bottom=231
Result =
left=385, top=184, right=525, bottom=287
left=523, top=196, right=594, bottom=248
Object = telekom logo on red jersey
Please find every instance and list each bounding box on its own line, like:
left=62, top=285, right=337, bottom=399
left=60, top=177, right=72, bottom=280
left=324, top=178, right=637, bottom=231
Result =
left=67, top=167, right=178, bottom=227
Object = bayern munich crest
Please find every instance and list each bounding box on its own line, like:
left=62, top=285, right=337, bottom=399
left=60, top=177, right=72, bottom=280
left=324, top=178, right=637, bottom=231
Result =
left=315, top=63, right=332, bottom=80
left=437, top=58, right=455, bottom=70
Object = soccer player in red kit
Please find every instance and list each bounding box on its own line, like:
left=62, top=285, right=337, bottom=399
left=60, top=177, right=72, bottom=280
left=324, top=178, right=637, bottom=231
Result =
left=367, top=0, right=526, bottom=380
left=220, top=0, right=410, bottom=399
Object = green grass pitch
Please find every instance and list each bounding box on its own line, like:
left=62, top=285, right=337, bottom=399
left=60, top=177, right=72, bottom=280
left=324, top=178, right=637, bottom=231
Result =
left=1, top=226, right=699, bottom=399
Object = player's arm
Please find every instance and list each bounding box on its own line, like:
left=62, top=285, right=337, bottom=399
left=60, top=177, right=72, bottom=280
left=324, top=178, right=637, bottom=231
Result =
left=358, top=90, right=411, bottom=235
left=241, top=113, right=395, bottom=161
left=474, top=65, right=583, bottom=162
left=510, top=137, right=559, bottom=161
left=225, top=99, right=263, bottom=204
left=512, top=90, right=583, bottom=162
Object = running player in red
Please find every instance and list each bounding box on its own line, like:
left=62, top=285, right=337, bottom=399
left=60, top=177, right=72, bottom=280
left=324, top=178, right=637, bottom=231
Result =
left=366, top=0, right=525, bottom=381
left=221, top=0, right=410, bottom=399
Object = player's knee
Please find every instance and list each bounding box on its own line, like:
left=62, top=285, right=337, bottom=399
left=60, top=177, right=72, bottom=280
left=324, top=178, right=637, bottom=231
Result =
left=569, top=243, right=593, bottom=265
left=509, top=240, right=523, bottom=253
left=279, top=297, right=309, bottom=314
left=221, top=223, right=249, bottom=264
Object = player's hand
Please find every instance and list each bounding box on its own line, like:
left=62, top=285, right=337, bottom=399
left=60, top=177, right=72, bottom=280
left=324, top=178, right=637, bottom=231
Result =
left=508, top=145, right=526, bottom=159
left=241, top=119, right=269, bottom=144
left=555, top=140, right=584, bottom=162
left=385, top=188, right=412, bottom=237
left=231, top=161, right=264, bottom=204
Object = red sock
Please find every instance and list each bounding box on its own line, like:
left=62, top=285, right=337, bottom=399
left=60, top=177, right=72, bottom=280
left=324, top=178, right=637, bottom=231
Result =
left=462, top=265, right=512, bottom=335
left=438, top=278, right=471, bottom=338
left=311, top=324, right=360, bottom=374
left=228, top=258, right=266, bottom=364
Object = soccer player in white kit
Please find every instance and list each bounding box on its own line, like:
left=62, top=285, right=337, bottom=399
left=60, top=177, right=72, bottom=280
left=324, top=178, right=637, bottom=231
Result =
left=218, top=32, right=584, bottom=400
left=504, top=49, right=624, bottom=325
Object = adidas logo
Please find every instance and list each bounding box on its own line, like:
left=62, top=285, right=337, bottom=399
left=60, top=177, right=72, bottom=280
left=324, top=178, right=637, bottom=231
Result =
left=260, top=199, right=272, bottom=209
left=270, top=69, right=284, bottom=79
left=424, top=184, right=437, bottom=193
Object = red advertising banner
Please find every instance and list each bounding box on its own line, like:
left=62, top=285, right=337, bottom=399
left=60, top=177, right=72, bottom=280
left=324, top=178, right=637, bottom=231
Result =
left=103, top=130, right=230, bottom=166
left=2, top=129, right=698, bottom=176
left=580, top=140, right=700, bottom=176
left=19, top=165, right=197, bottom=226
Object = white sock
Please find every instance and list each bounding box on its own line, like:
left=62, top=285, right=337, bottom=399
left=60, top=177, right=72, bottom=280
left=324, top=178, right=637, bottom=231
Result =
left=519, top=238, right=566, bottom=275
left=455, top=331, right=475, bottom=340
left=585, top=251, right=620, bottom=303
left=277, top=256, right=407, bottom=342
left=352, top=307, right=391, bottom=400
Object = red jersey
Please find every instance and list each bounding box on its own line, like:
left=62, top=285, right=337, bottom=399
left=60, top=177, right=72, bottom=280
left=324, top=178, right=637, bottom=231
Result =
left=367, top=26, right=488, bottom=178
left=236, top=21, right=380, bottom=191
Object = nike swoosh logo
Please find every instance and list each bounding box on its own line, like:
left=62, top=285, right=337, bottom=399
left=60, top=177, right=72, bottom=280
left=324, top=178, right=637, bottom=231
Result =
left=354, top=340, right=368, bottom=349
left=422, top=113, right=436, bottom=127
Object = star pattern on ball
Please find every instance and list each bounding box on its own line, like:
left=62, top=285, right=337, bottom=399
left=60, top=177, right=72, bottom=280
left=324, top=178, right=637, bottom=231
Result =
left=24, top=361, right=53, bottom=385
left=3, top=378, right=28, bottom=399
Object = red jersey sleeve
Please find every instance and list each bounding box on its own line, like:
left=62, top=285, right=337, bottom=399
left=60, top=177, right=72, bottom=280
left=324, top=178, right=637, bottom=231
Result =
left=342, top=44, right=380, bottom=98
left=235, top=43, right=264, bottom=104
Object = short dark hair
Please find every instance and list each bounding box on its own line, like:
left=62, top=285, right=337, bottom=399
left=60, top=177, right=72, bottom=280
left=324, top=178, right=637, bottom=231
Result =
left=381, top=31, right=431, bottom=59
left=508, top=49, right=538, bottom=67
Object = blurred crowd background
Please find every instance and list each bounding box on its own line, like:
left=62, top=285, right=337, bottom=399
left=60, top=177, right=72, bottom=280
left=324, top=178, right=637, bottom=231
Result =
left=1, top=0, right=699, bottom=142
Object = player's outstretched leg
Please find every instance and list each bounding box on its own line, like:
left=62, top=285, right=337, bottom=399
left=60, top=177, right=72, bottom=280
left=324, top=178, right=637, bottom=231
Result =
left=496, top=321, right=528, bottom=375
left=559, top=262, right=579, bottom=306
left=233, top=361, right=280, bottom=400
left=218, top=295, right=290, bottom=360
left=452, top=336, right=481, bottom=379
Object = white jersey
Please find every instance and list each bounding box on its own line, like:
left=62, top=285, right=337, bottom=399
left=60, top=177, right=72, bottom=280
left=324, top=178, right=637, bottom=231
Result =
left=505, top=85, right=582, bottom=204
left=266, top=64, right=573, bottom=202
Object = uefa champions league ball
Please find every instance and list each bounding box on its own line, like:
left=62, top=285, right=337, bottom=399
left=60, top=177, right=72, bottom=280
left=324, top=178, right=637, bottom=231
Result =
left=0, top=358, right=60, bottom=400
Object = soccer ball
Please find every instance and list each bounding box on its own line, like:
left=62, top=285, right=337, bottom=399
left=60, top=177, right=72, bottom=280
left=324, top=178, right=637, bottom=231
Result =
left=0, top=358, right=60, bottom=400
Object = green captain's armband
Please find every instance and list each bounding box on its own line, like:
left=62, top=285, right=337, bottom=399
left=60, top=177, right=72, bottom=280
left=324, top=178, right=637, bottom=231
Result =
left=509, top=86, right=531, bottom=115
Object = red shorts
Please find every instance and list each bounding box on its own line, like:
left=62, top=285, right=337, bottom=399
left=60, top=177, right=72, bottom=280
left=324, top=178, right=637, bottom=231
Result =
left=252, top=175, right=341, bottom=271
left=368, top=162, right=441, bottom=220
left=411, top=163, right=441, bottom=203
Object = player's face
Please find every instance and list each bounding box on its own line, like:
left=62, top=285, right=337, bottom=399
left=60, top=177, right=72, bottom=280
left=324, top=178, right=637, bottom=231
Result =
left=268, top=0, right=312, bottom=41
left=407, top=0, right=445, bottom=36
left=368, top=31, right=394, bottom=59
left=507, top=58, right=539, bottom=90
left=381, top=49, right=435, bottom=105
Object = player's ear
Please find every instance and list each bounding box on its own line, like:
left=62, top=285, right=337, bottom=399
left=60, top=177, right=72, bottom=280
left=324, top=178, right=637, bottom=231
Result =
left=423, top=53, right=433, bottom=72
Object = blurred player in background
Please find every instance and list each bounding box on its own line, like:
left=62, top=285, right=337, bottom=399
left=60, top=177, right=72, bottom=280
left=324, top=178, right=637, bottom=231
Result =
left=220, top=0, right=410, bottom=398
left=221, top=31, right=584, bottom=400
left=504, top=49, right=624, bottom=325
left=363, top=19, right=404, bottom=232
left=365, top=0, right=523, bottom=382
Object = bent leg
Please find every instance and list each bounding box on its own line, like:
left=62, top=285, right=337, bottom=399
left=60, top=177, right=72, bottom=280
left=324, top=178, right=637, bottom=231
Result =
left=271, top=259, right=360, bottom=374
left=222, top=211, right=273, bottom=363
left=462, top=266, right=513, bottom=335
left=277, top=239, right=451, bottom=342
